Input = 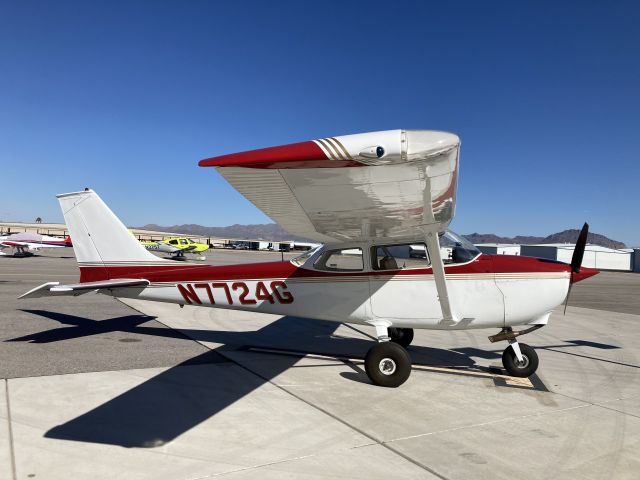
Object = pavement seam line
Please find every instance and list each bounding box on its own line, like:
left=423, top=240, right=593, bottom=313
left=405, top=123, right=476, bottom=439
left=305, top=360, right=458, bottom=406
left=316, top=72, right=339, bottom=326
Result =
left=144, top=311, right=450, bottom=480
left=385, top=404, right=591, bottom=444
left=4, top=379, right=17, bottom=480
left=592, top=402, right=640, bottom=420
left=188, top=453, right=317, bottom=479
left=543, top=347, right=640, bottom=369
left=548, top=389, right=640, bottom=421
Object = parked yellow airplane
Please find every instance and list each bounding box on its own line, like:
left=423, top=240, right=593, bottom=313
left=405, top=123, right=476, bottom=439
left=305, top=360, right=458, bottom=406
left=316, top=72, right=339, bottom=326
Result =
left=140, top=237, right=210, bottom=260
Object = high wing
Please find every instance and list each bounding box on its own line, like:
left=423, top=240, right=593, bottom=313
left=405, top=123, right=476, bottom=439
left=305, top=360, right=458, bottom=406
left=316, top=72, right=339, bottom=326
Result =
left=199, top=130, right=460, bottom=243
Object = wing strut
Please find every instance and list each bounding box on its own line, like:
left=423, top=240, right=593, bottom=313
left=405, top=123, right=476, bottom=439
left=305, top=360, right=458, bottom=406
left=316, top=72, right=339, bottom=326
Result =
left=424, top=229, right=457, bottom=325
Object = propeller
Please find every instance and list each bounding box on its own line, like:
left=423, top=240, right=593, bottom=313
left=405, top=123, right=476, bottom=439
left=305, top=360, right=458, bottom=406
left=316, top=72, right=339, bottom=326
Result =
left=563, top=222, right=589, bottom=314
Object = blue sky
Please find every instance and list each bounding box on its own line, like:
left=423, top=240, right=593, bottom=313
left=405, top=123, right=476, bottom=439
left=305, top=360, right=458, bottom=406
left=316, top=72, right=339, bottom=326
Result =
left=1, top=1, right=638, bottom=245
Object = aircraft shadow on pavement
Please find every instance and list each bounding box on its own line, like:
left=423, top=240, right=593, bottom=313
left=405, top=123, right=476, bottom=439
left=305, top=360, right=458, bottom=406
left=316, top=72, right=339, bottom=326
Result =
left=14, top=310, right=191, bottom=343
left=13, top=310, right=483, bottom=448
left=22, top=309, right=623, bottom=448
left=452, top=339, right=620, bottom=360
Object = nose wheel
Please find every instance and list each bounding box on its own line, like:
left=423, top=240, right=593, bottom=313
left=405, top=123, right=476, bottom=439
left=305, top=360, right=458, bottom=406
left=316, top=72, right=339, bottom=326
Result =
left=489, top=326, right=541, bottom=378
left=501, top=343, right=539, bottom=377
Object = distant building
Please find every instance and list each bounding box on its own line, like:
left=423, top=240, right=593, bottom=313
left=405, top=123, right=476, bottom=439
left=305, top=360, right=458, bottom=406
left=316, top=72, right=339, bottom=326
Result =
left=474, top=242, right=637, bottom=272
left=520, top=244, right=632, bottom=271
left=475, top=244, right=521, bottom=256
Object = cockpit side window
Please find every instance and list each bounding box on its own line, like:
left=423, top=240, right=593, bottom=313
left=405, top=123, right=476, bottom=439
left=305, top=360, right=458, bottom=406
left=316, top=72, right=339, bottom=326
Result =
left=314, top=248, right=364, bottom=272
left=291, top=245, right=321, bottom=266
left=437, top=230, right=481, bottom=264
left=371, top=243, right=431, bottom=270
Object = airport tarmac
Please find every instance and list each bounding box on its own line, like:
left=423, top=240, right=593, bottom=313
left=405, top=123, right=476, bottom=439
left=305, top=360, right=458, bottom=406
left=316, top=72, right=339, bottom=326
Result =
left=1, top=249, right=639, bottom=479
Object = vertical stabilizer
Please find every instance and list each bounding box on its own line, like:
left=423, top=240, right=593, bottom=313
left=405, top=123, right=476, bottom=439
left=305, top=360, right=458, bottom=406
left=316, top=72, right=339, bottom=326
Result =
left=57, top=189, right=168, bottom=265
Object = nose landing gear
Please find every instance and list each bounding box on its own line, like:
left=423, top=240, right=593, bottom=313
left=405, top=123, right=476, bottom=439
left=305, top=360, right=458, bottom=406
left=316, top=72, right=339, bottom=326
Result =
left=501, top=342, right=539, bottom=377
left=489, top=326, right=541, bottom=378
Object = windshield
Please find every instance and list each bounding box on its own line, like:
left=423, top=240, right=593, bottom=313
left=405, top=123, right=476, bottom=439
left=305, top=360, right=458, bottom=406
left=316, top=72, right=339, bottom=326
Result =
left=291, top=245, right=322, bottom=266
left=438, top=230, right=481, bottom=264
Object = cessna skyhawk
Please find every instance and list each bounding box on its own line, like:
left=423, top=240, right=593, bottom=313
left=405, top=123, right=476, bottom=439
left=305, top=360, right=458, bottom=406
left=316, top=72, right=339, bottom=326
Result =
left=20, top=130, right=597, bottom=387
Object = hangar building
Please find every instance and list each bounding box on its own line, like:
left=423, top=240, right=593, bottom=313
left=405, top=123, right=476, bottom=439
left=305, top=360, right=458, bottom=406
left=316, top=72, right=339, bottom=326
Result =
left=474, top=242, right=639, bottom=273
left=475, top=244, right=521, bottom=256
left=519, top=244, right=632, bottom=272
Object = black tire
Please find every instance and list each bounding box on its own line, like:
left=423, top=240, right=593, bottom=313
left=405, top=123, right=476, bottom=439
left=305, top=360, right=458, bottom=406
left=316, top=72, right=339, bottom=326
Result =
left=502, top=343, right=539, bottom=377
left=389, top=327, right=414, bottom=348
left=364, top=342, right=412, bottom=387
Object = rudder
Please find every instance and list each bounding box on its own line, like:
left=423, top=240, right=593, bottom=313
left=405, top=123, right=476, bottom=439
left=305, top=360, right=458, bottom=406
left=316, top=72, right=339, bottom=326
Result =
left=58, top=189, right=169, bottom=268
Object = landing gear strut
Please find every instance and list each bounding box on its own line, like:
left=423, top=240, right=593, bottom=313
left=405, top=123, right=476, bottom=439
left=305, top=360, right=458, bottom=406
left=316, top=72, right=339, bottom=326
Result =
left=489, top=326, right=541, bottom=378
left=364, top=325, right=412, bottom=387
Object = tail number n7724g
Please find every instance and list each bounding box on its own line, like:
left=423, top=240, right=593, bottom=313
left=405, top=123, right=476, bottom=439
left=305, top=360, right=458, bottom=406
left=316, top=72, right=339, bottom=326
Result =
left=177, top=281, right=294, bottom=306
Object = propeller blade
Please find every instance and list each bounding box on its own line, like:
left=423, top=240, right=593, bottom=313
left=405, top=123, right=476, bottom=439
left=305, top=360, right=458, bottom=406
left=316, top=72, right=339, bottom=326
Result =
left=564, top=222, right=589, bottom=315
left=571, top=223, right=589, bottom=273
left=563, top=274, right=573, bottom=315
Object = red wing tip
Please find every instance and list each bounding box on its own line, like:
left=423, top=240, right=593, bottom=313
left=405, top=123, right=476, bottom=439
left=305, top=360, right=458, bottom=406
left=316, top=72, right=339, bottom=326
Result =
left=198, top=140, right=329, bottom=169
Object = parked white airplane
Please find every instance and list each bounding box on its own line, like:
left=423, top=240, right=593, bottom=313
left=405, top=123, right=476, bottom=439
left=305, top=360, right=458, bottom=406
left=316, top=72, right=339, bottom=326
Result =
left=0, top=232, right=71, bottom=257
left=20, top=130, right=597, bottom=387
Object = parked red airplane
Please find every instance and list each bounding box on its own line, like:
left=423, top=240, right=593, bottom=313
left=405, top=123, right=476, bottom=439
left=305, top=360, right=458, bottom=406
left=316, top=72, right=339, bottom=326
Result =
left=20, top=130, right=597, bottom=387
left=1, top=232, right=71, bottom=257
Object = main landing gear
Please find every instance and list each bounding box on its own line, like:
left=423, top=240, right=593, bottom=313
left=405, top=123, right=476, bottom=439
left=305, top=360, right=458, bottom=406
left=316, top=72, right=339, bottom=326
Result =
left=365, top=326, right=414, bottom=387
left=13, top=247, right=34, bottom=258
left=489, top=326, right=542, bottom=377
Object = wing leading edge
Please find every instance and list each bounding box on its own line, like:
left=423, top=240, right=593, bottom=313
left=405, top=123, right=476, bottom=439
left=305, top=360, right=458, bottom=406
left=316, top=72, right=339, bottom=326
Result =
left=200, top=130, right=460, bottom=243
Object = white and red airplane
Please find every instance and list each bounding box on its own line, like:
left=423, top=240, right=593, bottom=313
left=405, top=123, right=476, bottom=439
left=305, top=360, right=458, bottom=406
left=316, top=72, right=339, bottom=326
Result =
left=0, top=232, right=72, bottom=257
left=20, top=130, right=597, bottom=387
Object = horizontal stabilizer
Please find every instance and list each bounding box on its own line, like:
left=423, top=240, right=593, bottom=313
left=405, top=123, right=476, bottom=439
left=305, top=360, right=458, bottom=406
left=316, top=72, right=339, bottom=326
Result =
left=19, top=279, right=150, bottom=299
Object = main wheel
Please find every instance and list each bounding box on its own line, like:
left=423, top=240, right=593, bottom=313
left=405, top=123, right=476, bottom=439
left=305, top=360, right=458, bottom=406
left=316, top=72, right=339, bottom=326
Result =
left=389, top=327, right=414, bottom=348
left=364, top=342, right=411, bottom=387
left=502, top=343, right=539, bottom=377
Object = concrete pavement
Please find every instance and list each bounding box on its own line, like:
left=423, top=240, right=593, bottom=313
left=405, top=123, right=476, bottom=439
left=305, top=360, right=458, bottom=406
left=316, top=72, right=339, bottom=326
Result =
left=1, top=250, right=639, bottom=479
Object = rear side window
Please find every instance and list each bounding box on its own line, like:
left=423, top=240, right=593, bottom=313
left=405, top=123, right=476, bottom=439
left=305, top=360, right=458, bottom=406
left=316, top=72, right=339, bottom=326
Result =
left=314, top=248, right=363, bottom=271
left=372, top=243, right=430, bottom=270
left=169, top=239, right=178, bottom=245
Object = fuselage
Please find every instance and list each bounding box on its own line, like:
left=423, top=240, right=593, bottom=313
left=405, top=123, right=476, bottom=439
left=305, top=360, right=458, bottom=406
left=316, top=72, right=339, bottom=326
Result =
left=83, top=249, right=597, bottom=331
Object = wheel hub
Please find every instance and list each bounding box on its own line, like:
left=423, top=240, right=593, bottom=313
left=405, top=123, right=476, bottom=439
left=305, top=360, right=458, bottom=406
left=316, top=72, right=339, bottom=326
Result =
left=515, top=354, right=530, bottom=369
left=379, top=358, right=397, bottom=375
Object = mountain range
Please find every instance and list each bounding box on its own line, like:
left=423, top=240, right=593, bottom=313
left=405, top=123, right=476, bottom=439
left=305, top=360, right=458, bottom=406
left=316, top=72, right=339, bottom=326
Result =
left=463, top=230, right=625, bottom=249
left=138, top=223, right=626, bottom=249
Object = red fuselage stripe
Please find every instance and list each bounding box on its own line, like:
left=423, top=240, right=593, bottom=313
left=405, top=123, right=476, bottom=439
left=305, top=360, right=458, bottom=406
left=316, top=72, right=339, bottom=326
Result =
left=77, top=255, right=576, bottom=283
